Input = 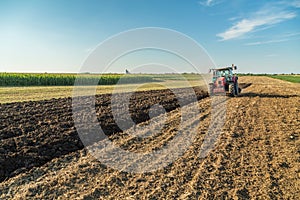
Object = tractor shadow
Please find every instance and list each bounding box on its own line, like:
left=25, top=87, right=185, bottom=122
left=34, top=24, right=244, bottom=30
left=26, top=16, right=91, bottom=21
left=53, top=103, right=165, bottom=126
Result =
left=239, top=92, right=299, bottom=98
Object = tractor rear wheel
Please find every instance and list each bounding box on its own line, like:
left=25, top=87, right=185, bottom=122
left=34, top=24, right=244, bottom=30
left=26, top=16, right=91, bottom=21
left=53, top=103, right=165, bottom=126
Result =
left=229, top=84, right=236, bottom=97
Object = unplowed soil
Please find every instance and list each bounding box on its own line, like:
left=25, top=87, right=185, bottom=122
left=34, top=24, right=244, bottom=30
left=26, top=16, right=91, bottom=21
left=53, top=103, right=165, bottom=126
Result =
left=0, top=77, right=299, bottom=199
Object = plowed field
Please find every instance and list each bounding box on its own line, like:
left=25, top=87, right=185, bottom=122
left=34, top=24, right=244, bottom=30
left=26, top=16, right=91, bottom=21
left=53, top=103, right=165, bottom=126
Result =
left=0, top=77, right=299, bottom=199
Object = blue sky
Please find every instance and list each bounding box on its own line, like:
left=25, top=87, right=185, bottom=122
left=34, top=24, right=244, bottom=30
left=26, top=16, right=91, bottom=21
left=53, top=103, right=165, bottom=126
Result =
left=0, top=0, right=299, bottom=73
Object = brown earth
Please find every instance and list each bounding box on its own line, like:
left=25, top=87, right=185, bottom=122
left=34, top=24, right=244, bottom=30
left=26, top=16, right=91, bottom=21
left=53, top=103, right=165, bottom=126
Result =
left=0, top=77, right=299, bottom=199
left=0, top=86, right=209, bottom=182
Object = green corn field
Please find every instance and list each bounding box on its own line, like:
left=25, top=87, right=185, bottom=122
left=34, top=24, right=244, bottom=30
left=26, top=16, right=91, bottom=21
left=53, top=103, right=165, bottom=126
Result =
left=0, top=73, right=156, bottom=86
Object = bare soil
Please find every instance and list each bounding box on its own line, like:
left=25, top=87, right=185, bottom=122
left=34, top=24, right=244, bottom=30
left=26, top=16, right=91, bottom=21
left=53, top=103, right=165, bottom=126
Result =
left=0, top=77, right=299, bottom=199
left=0, top=86, right=209, bottom=183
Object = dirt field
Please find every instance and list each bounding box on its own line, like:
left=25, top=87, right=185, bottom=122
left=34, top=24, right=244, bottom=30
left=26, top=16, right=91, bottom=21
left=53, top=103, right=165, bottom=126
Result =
left=0, top=77, right=299, bottom=199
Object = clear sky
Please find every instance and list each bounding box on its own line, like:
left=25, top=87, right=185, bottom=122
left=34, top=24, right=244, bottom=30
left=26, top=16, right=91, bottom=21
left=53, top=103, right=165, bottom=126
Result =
left=0, top=0, right=299, bottom=74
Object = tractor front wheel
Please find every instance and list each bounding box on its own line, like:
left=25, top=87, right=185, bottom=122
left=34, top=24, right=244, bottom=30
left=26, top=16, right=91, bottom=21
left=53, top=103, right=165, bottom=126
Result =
left=209, top=83, right=214, bottom=96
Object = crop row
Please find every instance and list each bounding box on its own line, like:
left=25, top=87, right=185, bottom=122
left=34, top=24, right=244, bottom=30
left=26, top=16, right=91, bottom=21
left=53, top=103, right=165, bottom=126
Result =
left=0, top=73, right=156, bottom=86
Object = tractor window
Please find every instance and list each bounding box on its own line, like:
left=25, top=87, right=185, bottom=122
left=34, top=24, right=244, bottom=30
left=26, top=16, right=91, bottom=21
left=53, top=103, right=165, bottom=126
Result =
left=214, top=69, right=232, bottom=77
left=219, top=70, right=229, bottom=77
left=216, top=71, right=223, bottom=77
left=224, top=70, right=232, bottom=76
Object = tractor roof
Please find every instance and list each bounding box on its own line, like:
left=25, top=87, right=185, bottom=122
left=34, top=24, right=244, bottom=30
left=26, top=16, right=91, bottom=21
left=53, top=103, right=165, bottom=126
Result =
left=213, top=67, right=233, bottom=71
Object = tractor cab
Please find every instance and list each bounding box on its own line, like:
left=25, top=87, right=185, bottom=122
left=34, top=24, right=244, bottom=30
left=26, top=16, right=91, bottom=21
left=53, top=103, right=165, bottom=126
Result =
left=212, top=67, right=234, bottom=83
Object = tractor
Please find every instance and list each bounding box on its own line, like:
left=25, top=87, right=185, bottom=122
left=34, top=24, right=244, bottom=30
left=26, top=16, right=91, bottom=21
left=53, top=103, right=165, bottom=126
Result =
left=209, top=64, right=241, bottom=97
